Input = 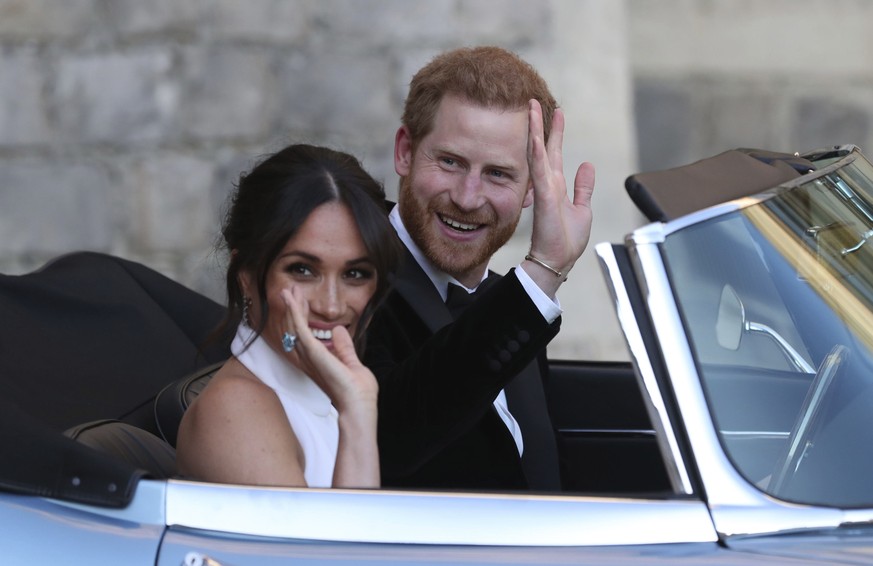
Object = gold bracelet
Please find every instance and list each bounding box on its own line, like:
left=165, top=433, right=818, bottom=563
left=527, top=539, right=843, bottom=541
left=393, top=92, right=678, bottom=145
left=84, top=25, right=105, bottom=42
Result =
left=524, top=253, right=563, bottom=278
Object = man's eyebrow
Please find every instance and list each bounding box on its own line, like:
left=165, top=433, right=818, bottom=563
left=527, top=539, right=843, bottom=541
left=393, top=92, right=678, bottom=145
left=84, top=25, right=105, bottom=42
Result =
left=489, top=162, right=522, bottom=172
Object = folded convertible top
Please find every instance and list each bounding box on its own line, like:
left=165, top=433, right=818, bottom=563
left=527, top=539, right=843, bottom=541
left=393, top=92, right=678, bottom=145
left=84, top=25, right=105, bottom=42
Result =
left=625, top=148, right=817, bottom=222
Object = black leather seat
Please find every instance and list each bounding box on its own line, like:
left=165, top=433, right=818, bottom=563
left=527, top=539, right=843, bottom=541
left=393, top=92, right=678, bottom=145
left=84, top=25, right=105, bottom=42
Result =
left=64, top=419, right=177, bottom=479
left=1, top=252, right=230, bottom=483
left=154, top=362, right=223, bottom=447
left=0, top=252, right=229, bottom=434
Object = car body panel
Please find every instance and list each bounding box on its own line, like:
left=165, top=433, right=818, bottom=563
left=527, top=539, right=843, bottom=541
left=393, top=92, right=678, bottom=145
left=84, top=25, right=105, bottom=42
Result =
left=725, top=529, right=873, bottom=565
left=0, top=491, right=164, bottom=565
left=157, top=533, right=817, bottom=566
left=163, top=480, right=715, bottom=546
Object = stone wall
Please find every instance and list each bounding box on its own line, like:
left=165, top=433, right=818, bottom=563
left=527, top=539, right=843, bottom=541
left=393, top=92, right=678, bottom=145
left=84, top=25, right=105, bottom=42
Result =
left=8, top=1, right=867, bottom=360
left=0, top=0, right=637, bottom=360
left=629, top=0, right=873, bottom=172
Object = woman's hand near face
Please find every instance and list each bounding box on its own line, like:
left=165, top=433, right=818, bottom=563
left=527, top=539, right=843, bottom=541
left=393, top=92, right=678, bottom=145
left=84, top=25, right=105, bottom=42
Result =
left=280, top=287, right=380, bottom=487
left=279, top=287, right=378, bottom=409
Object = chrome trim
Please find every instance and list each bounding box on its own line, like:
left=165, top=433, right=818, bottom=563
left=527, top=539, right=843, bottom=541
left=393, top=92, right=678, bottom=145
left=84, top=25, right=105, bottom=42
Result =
left=745, top=320, right=815, bottom=373
left=165, top=480, right=716, bottom=546
left=720, top=431, right=789, bottom=439
left=841, top=508, right=873, bottom=526
left=557, top=428, right=656, bottom=437
left=595, top=243, right=693, bottom=494
left=801, top=143, right=860, bottom=160
left=630, top=202, right=749, bottom=245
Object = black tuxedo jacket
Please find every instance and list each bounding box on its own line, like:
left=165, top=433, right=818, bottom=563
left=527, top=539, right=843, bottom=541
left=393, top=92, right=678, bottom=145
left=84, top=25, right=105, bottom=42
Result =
left=364, top=249, right=562, bottom=491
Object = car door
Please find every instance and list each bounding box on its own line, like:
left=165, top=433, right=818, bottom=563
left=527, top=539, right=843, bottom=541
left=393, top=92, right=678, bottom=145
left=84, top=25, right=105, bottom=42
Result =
left=547, top=358, right=670, bottom=493
left=155, top=479, right=719, bottom=566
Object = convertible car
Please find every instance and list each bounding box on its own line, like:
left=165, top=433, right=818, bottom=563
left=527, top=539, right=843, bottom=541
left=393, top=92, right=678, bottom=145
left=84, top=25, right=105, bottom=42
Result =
left=3, top=144, right=873, bottom=564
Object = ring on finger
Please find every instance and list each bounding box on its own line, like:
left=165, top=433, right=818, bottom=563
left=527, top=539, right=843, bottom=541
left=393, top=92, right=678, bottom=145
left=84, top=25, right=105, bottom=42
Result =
left=282, top=332, right=297, bottom=352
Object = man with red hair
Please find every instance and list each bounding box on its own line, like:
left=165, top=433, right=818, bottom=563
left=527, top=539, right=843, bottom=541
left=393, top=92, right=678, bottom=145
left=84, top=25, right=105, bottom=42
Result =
left=366, top=46, right=595, bottom=491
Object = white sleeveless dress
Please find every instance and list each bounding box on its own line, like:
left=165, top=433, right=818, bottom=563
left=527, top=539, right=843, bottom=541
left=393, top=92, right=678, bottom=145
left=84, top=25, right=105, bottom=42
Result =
left=232, top=325, right=339, bottom=487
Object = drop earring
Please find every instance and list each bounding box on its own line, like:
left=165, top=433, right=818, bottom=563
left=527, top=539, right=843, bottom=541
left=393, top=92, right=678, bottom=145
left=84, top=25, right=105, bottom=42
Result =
left=242, top=296, right=253, bottom=327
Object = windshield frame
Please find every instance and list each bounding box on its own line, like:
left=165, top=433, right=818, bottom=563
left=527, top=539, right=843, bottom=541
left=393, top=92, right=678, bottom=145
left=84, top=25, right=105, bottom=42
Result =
left=613, top=146, right=873, bottom=538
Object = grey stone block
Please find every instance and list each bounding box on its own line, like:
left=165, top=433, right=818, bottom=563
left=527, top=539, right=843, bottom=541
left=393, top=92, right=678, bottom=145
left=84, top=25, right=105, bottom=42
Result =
left=278, top=50, right=394, bottom=144
left=457, top=0, right=550, bottom=45
left=103, top=0, right=202, bottom=35
left=0, top=0, right=96, bottom=40
left=792, top=97, right=870, bottom=154
left=54, top=49, right=177, bottom=144
left=0, top=159, right=114, bottom=255
left=209, top=0, right=311, bottom=43
left=699, top=81, right=785, bottom=155
left=313, top=0, right=456, bottom=45
left=633, top=78, right=694, bottom=172
left=0, top=48, right=52, bottom=146
left=177, top=46, right=277, bottom=141
left=123, top=153, right=216, bottom=252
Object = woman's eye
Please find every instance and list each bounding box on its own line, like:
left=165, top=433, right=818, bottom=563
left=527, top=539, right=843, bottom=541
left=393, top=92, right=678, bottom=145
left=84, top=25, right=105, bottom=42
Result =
left=286, top=263, right=313, bottom=277
left=345, top=268, right=374, bottom=281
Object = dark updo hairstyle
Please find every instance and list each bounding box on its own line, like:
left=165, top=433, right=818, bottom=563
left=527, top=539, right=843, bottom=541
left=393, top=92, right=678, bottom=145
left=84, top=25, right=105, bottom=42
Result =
left=218, top=143, right=401, bottom=353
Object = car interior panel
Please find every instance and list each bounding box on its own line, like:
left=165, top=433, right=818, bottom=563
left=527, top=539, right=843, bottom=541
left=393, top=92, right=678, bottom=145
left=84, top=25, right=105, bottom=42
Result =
left=547, top=360, right=671, bottom=493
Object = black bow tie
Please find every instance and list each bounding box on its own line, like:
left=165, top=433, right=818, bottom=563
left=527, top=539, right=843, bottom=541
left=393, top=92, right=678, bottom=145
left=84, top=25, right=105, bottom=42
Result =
left=445, top=275, right=497, bottom=319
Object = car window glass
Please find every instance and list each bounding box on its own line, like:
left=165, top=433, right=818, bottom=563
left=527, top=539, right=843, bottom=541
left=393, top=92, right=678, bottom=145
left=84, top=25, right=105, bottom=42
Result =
left=662, top=156, right=873, bottom=507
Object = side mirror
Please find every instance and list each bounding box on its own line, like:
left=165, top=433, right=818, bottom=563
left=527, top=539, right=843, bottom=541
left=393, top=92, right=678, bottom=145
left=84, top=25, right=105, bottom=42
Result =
left=716, top=284, right=744, bottom=351
left=715, top=283, right=814, bottom=373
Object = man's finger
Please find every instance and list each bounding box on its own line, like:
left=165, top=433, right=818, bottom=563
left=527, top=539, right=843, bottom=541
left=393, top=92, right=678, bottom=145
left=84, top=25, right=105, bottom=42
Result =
left=546, top=107, right=565, bottom=174
left=573, top=161, right=596, bottom=207
left=528, top=99, right=546, bottom=145
left=527, top=100, right=551, bottom=204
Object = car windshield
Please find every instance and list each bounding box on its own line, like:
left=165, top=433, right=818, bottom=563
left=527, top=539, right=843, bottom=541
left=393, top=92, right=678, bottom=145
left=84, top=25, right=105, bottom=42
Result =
left=662, top=150, right=873, bottom=508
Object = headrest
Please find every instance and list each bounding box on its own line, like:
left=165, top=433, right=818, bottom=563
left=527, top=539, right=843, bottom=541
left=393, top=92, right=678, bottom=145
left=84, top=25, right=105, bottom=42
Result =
left=154, top=361, right=223, bottom=447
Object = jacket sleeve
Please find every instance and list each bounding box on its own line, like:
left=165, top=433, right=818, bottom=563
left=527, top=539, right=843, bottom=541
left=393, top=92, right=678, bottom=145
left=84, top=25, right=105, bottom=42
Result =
left=364, top=269, right=560, bottom=475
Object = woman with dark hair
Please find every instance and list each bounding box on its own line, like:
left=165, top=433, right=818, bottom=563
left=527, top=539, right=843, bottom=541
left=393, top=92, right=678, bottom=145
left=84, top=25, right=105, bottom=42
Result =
left=177, top=143, right=401, bottom=488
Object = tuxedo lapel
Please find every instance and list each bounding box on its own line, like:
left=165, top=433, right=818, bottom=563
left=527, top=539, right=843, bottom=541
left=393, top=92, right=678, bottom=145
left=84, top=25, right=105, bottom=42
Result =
left=391, top=248, right=452, bottom=334
left=505, top=358, right=562, bottom=491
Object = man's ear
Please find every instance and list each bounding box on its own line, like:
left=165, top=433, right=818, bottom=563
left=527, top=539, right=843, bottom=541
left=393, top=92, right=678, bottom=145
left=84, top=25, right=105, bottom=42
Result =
left=522, top=183, right=535, bottom=208
left=394, top=126, right=413, bottom=177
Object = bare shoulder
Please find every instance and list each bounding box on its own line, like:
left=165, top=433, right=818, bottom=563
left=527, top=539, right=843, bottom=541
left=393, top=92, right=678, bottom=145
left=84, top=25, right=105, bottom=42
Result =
left=194, top=359, right=277, bottom=411
left=180, top=358, right=284, bottom=436
left=176, top=358, right=305, bottom=485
